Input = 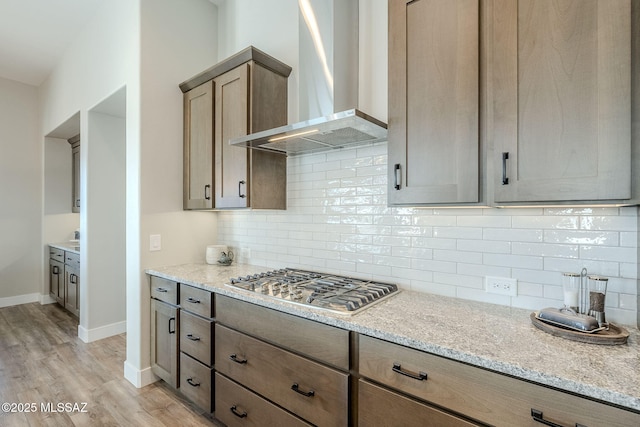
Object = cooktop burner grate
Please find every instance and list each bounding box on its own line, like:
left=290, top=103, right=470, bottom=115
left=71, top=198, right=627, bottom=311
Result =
left=226, top=268, right=399, bottom=315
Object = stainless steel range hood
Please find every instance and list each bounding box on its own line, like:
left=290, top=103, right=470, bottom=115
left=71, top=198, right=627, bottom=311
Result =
left=230, top=0, right=387, bottom=155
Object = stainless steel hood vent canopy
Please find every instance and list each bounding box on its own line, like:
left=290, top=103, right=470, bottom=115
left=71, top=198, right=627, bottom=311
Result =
left=230, top=0, right=387, bottom=155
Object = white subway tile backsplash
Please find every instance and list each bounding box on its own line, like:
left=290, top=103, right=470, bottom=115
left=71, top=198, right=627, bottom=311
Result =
left=218, top=147, right=639, bottom=326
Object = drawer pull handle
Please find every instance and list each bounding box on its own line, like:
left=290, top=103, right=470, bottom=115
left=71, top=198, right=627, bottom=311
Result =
left=291, top=383, right=315, bottom=397
left=229, top=354, right=247, bottom=364
left=531, top=408, right=587, bottom=427
left=156, top=287, right=168, bottom=293
left=392, top=363, right=428, bottom=381
left=394, top=163, right=401, bottom=190
left=186, top=377, right=200, bottom=387
left=186, top=297, right=200, bottom=304
left=186, top=334, right=200, bottom=341
left=230, top=405, right=247, bottom=418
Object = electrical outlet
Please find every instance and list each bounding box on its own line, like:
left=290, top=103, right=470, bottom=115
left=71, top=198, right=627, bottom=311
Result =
left=485, top=276, right=518, bottom=296
left=149, top=234, right=161, bottom=251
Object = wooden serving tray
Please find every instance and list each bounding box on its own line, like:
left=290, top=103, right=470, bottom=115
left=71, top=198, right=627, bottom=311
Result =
left=530, top=312, right=629, bottom=345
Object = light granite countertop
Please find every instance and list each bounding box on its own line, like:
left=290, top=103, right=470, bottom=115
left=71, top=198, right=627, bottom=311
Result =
left=49, top=241, right=80, bottom=255
left=146, top=262, right=640, bottom=413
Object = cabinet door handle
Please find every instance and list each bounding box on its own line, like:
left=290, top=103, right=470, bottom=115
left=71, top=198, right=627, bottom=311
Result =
left=52, top=266, right=60, bottom=275
left=531, top=408, right=588, bottom=427
left=238, top=180, right=246, bottom=198
left=230, top=405, right=247, bottom=418
left=168, top=317, right=176, bottom=334
left=392, top=363, right=428, bottom=381
left=229, top=353, right=247, bottom=364
left=204, top=184, right=211, bottom=200
left=186, top=377, right=200, bottom=387
left=502, top=152, right=510, bottom=185
left=70, top=274, right=77, bottom=284
left=186, top=334, right=200, bottom=341
left=394, top=164, right=401, bottom=190
left=186, top=297, right=200, bottom=304
left=155, top=287, right=168, bottom=293
left=291, top=383, right=315, bottom=397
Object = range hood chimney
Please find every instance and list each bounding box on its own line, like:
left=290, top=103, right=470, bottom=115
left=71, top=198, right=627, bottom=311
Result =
left=230, top=0, right=387, bottom=155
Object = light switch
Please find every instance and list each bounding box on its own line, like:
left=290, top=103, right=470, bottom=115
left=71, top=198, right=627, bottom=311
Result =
left=149, top=234, right=162, bottom=251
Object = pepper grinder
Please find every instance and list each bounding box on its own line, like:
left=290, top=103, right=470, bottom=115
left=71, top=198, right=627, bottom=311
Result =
left=587, top=275, right=608, bottom=328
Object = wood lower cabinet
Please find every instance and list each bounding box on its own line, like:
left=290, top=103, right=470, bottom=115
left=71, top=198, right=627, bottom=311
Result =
left=180, top=352, right=213, bottom=413
left=150, top=276, right=179, bottom=388
left=358, top=335, right=640, bottom=427
left=181, top=46, right=291, bottom=210
left=215, top=324, right=349, bottom=426
left=215, top=373, right=312, bottom=427
left=179, top=283, right=215, bottom=413
left=358, top=380, right=479, bottom=427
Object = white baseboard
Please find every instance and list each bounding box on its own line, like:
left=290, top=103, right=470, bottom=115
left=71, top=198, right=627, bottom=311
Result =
left=0, top=293, right=39, bottom=308
left=40, top=294, right=56, bottom=305
left=124, top=360, right=158, bottom=388
left=77, top=320, right=126, bottom=343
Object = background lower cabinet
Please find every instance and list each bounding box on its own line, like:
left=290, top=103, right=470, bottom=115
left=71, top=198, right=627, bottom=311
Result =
left=215, top=373, right=312, bottom=427
left=64, top=252, right=80, bottom=316
left=49, top=246, right=80, bottom=316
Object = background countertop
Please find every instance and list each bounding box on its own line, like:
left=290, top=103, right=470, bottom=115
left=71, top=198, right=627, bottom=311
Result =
left=146, top=262, right=640, bottom=412
left=49, top=241, right=80, bottom=255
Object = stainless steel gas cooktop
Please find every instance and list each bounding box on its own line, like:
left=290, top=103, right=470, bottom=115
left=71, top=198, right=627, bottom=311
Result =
left=226, top=268, right=399, bottom=315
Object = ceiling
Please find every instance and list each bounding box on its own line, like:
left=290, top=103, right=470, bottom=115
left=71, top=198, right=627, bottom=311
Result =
left=0, top=0, right=102, bottom=86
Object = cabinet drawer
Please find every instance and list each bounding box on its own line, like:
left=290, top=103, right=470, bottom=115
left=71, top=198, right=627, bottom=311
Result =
left=215, top=373, right=312, bottom=427
left=180, top=352, right=213, bottom=413
left=358, top=380, right=479, bottom=427
left=216, top=295, right=349, bottom=370
left=180, top=284, right=214, bottom=318
left=150, top=276, right=178, bottom=305
left=180, top=310, right=213, bottom=366
left=49, top=247, right=64, bottom=262
left=359, top=335, right=640, bottom=426
left=215, top=324, right=348, bottom=427
left=64, top=251, right=80, bottom=268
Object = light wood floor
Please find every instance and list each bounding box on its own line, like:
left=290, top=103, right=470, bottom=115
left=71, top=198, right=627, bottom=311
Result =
left=0, top=302, right=220, bottom=426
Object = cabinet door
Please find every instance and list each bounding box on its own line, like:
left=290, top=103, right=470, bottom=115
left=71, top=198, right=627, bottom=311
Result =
left=71, top=143, right=80, bottom=212
left=151, top=299, right=179, bottom=388
left=49, top=259, right=64, bottom=305
left=184, top=80, right=214, bottom=209
left=64, top=265, right=80, bottom=317
left=388, top=0, right=479, bottom=205
left=214, top=64, right=250, bottom=209
left=491, top=0, right=631, bottom=203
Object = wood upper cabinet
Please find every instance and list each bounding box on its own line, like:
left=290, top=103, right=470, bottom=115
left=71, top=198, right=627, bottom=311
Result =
left=388, top=0, right=480, bottom=205
left=181, top=47, right=290, bottom=210
left=68, top=135, right=80, bottom=212
left=183, top=81, right=214, bottom=209
left=489, top=0, right=632, bottom=203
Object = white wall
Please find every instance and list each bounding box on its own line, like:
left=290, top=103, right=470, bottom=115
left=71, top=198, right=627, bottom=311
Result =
left=0, top=77, right=40, bottom=304
left=130, top=0, right=220, bottom=387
